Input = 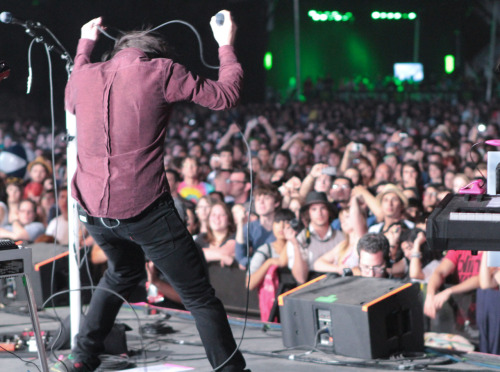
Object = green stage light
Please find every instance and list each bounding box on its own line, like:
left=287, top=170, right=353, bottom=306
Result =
left=372, top=11, right=417, bottom=20
left=264, top=52, right=273, bottom=71
left=308, top=10, right=353, bottom=22
left=445, top=55, right=455, bottom=74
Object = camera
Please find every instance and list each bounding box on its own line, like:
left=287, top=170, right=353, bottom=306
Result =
left=289, top=218, right=304, bottom=233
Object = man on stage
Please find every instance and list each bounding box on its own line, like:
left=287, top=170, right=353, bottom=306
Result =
left=58, top=10, right=247, bottom=372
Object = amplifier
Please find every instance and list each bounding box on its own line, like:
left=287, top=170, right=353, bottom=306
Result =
left=278, top=275, right=424, bottom=359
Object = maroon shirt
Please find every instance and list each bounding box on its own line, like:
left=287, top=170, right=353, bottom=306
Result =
left=65, top=39, right=243, bottom=219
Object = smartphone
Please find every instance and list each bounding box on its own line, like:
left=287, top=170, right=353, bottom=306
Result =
left=321, top=167, right=337, bottom=176
left=352, top=143, right=362, bottom=152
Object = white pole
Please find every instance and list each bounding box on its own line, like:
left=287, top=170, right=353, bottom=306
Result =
left=65, top=111, right=81, bottom=348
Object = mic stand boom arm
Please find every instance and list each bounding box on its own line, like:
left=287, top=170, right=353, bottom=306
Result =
left=23, top=21, right=74, bottom=76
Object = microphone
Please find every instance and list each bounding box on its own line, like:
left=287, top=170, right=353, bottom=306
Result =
left=0, top=11, right=33, bottom=28
left=215, top=12, right=224, bottom=26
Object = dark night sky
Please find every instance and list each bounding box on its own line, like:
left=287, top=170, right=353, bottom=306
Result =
left=0, top=0, right=493, bottom=124
left=0, top=0, right=268, bottom=124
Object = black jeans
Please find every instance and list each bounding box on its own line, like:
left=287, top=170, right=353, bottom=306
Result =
left=75, top=195, right=246, bottom=371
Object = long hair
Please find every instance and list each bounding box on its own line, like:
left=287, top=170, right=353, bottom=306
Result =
left=205, top=201, right=236, bottom=245
left=102, top=29, right=172, bottom=61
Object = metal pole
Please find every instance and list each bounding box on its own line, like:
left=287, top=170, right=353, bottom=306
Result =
left=293, top=0, right=301, bottom=99
left=487, top=0, right=499, bottom=102
left=66, top=111, right=81, bottom=348
left=413, top=17, right=420, bottom=62
left=23, top=273, right=49, bottom=372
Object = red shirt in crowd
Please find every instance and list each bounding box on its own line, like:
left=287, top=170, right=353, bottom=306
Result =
left=444, top=250, right=483, bottom=283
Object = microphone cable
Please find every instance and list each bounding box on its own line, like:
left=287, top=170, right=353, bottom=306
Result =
left=97, top=18, right=220, bottom=70
left=210, top=122, right=254, bottom=372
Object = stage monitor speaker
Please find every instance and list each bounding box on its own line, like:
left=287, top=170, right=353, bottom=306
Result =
left=0, top=243, right=92, bottom=307
left=278, top=275, right=424, bottom=359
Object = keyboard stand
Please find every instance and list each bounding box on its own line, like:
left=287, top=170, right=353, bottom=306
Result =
left=0, top=248, right=49, bottom=372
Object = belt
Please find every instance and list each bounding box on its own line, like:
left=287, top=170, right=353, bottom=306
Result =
left=78, top=193, right=171, bottom=227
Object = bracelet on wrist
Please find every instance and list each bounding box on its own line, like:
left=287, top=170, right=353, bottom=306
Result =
left=410, top=252, right=422, bottom=259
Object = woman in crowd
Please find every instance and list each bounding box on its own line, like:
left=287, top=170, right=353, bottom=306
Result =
left=24, top=157, right=51, bottom=201
left=247, top=208, right=296, bottom=290
left=195, top=201, right=237, bottom=267
left=38, top=189, right=56, bottom=226
left=6, top=180, right=23, bottom=225
left=313, top=192, right=367, bottom=275
left=400, top=160, right=423, bottom=197
left=194, top=195, right=214, bottom=235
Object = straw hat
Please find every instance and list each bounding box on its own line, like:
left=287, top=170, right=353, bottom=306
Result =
left=27, top=156, right=52, bottom=175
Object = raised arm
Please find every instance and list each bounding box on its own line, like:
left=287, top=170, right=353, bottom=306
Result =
left=210, top=10, right=237, bottom=47
left=216, top=123, right=241, bottom=150
left=349, top=192, right=368, bottom=238
left=299, top=163, right=327, bottom=201
left=351, top=185, right=383, bottom=222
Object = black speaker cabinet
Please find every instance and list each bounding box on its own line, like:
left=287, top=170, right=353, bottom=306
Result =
left=278, top=275, right=424, bottom=359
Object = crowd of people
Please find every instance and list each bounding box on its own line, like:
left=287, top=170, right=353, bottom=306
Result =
left=2, top=84, right=500, bottom=353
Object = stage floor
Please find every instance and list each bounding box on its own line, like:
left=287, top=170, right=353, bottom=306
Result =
left=0, top=302, right=499, bottom=372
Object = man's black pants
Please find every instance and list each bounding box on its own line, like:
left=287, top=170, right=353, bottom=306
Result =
left=74, top=194, right=246, bottom=371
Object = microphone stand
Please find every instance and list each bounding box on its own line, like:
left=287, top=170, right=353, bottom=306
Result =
left=23, top=20, right=73, bottom=76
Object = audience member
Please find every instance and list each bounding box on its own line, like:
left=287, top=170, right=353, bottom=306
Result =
left=195, top=201, right=236, bottom=267
left=247, top=208, right=296, bottom=290
left=314, top=192, right=367, bottom=275
left=424, top=250, right=482, bottom=331
left=177, top=156, right=214, bottom=204
left=286, top=191, right=343, bottom=284
left=399, top=228, right=442, bottom=281
left=0, top=199, right=45, bottom=242
left=356, top=233, right=391, bottom=278
left=234, top=184, right=281, bottom=268
left=194, top=195, right=214, bottom=236
left=6, top=180, right=23, bottom=225
left=45, top=188, right=69, bottom=244
left=368, top=184, right=414, bottom=233
left=227, top=168, right=251, bottom=207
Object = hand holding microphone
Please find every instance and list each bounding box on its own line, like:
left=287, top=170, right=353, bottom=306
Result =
left=210, top=10, right=236, bottom=47
left=81, top=16, right=104, bottom=41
